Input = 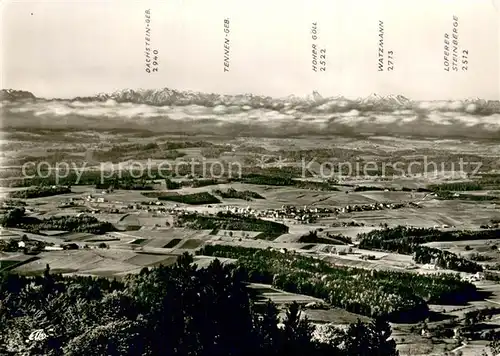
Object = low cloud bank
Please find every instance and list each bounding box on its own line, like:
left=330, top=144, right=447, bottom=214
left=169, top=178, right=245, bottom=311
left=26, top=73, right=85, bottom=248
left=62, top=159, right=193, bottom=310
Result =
left=1, top=99, right=499, bottom=140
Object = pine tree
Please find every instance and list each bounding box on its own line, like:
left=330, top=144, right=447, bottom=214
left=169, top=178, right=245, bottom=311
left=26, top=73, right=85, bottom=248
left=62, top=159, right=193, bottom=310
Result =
left=282, top=302, right=315, bottom=356
left=370, top=317, right=399, bottom=356
left=255, top=300, right=281, bottom=354
left=343, top=319, right=373, bottom=355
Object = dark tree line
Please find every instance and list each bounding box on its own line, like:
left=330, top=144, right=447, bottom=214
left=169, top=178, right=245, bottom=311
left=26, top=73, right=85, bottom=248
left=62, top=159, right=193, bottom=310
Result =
left=358, top=226, right=500, bottom=255
left=175, top=212, right=289, bottom=234
left=0, top=254, right=399, bottom=356
left=358, top=226, right=490, bottom=273
left=9, top=186, right=72, bottom=199
left=0, top=208, right=114, bottom=234
left=157, top=192, right=221, bottom=205
left=414, top=246, right=483, bottom=273
left=213, top=188, right=265, bottom=201
left=298, top=230, right=352, bottom=245
left=428, top=182, right=484, bottom=192
left=197, top=245, right=477, bottom=320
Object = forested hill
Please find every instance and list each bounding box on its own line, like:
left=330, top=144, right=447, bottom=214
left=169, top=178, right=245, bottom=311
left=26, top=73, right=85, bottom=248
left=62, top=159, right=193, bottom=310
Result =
left=0, top=253, right=399, bottom=356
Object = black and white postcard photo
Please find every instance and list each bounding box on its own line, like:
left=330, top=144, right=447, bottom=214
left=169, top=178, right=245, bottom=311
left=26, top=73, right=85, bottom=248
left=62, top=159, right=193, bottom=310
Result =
left=0, top=0, right=499, bottom=355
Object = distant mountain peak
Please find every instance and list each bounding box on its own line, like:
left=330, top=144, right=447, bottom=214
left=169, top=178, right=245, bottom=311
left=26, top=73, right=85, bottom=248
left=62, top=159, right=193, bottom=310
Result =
left=386, top=94, right=411, bottom=105
left=312, top=90, right=323, bottom=100
left=356, top=93, right=411, bottom=106
left=0, top=89, right=36, bottom=100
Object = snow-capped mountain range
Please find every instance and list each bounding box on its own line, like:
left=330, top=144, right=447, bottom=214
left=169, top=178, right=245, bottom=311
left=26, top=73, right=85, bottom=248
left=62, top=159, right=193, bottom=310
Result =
left=1, top=88, right=499, bottom=141
left=2, top=88, right=498, bottom=113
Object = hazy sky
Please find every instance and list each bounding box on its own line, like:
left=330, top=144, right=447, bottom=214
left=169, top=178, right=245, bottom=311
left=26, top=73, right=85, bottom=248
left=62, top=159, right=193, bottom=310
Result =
left=1, top=0, right=499, bottom=100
